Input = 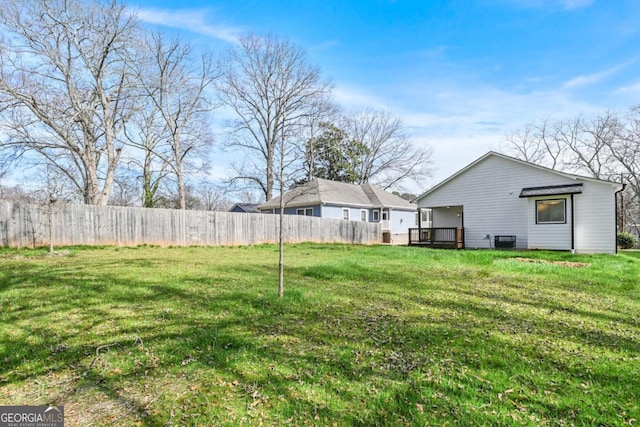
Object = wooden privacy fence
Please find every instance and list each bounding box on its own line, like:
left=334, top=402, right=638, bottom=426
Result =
left=0, top=200, right=382, bottom=248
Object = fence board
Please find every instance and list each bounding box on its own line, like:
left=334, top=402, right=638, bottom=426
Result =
left=0, top=200, right=382, bottom=248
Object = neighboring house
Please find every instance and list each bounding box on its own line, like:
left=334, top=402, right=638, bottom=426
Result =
left=228, top=203, right=261, bottom=213
left=258, top=178, right=416, bottom=243
left=412, top=151, right=623, bottom=254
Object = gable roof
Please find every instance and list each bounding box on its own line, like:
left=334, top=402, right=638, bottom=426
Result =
left=259, top=178, right=415, bottom=210
left=229, top=203, right=261, bottom=213
left=414, top=151, right=622, bottom=202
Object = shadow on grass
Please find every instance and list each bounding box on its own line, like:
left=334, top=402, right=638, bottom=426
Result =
left=1, top=248, right=639, bottom=425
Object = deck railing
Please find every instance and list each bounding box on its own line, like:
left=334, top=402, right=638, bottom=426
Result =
left=408, top=227, right=464, bottom=249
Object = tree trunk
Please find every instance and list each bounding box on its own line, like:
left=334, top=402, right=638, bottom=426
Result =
left=266, top=147, right=275, bottom=201
left=278, top=173, right=285, bottom=298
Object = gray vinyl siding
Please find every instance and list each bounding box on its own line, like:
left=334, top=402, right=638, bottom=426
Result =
left=527, top=196, right=572, bottom=250
left=321, top=204, right=361, bottom=221
left=321, top=204, right=413, bottom=235
left=284, top=205, right=320, bottom=216
left=416, top=154, right=618, bottom=253
left=574, top=182, right=617, bottom=254
left=432, top=207, right=462, bottom=228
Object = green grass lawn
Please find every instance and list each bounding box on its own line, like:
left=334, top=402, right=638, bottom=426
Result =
left=0, top=244, right=638, bottom=426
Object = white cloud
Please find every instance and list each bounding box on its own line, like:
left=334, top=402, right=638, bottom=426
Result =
left=615, top=81, right=640, bottom=95
left=135, top=8, right=242, bottom=44
left=332, top=85, right=389, bottom=110
left=326, top=70, right=610, bottom=189
left=380, top=79, right=603, bottom=186
left=326, top=58, right=628, bottom=190
left=562, top=64, right=627, bottom=89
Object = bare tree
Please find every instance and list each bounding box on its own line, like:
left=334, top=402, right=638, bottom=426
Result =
left=108, top=169, right=142, bottom=206
left=610, top=107, right=640, bottom=234
left=344, top=108, right=433, bottom=190
left=124, top=132, right=170, bottom=208
left=504, top=118, right=564, bottom=170
left=505, top=114, right=620, bottom=179
left=192, top=180, right=231, bottom=211
left=217, top=33, right=331, bottom=297
left=0, top=0, right=140, bottom=205
left=504, top=123, right=547, bottom=165
left=132, top=33, right=218, bottom=209
left=217, top=33, right=332, bottom=201
left=503, top=107, right=639, bottom=234
left=558, top=113, right=619, bottom=179
left=121, top=83, right=170, bottom=208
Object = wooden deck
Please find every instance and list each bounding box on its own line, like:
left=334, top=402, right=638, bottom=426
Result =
left=408, top=227, right=464, bottom=249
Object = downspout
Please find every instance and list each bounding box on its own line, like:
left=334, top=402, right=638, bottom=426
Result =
left=460, top=210, right=465, bottom=249
left=570, top=194, right=575, bottom=254
left=614, top=184, right=626, bottom=255
left=417, top=207, right=422, bottom=244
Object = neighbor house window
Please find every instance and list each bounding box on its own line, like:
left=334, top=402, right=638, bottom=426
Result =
left=536, top=199, right=566, bottom=224
left=360, top=210, right=367, bottom=222
left=372, top=210, right=380, bottom=222
left=416, top=209, right=432, bottom=227
left=342, top=208, right=350, bottom=220
left=297, top=208, right=313, bottom=216
left=421, top=209, right=432, bottom=224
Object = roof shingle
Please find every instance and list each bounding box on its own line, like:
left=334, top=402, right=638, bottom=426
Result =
left=259, top=178, right=414, bottom=210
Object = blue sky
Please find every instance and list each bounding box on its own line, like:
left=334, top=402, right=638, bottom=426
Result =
left=126, top=0, right=640, bottom=189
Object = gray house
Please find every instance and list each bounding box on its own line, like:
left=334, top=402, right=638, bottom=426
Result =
left=412, top=152, right=623, bottom=254
left=259, top=178, right=416, bottom=243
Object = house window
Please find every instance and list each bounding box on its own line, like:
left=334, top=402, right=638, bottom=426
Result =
left=421, top=209, right=432, bottom=224
left=372, top=210, right=380, bottom=222
left=297, top=208, right=313, bottom=216
left=536, top=199, right=566, bottom=224
left=342, top=208, right=350, bottom=220
left=416, top=209, right=432, bottom=227
left=382, top=210, right=389, bottom=221
left=360, top=210, right=367, bottom=222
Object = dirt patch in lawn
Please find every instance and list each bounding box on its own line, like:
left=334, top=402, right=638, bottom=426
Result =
left=512, top=257, right=590, bottom=268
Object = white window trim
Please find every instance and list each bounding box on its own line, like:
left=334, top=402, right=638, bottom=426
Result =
left=342, top=208, right=350, bottom=220
left=373, top=209, right=380, bottom=222
left=360, top=209, right=368, bottom=222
